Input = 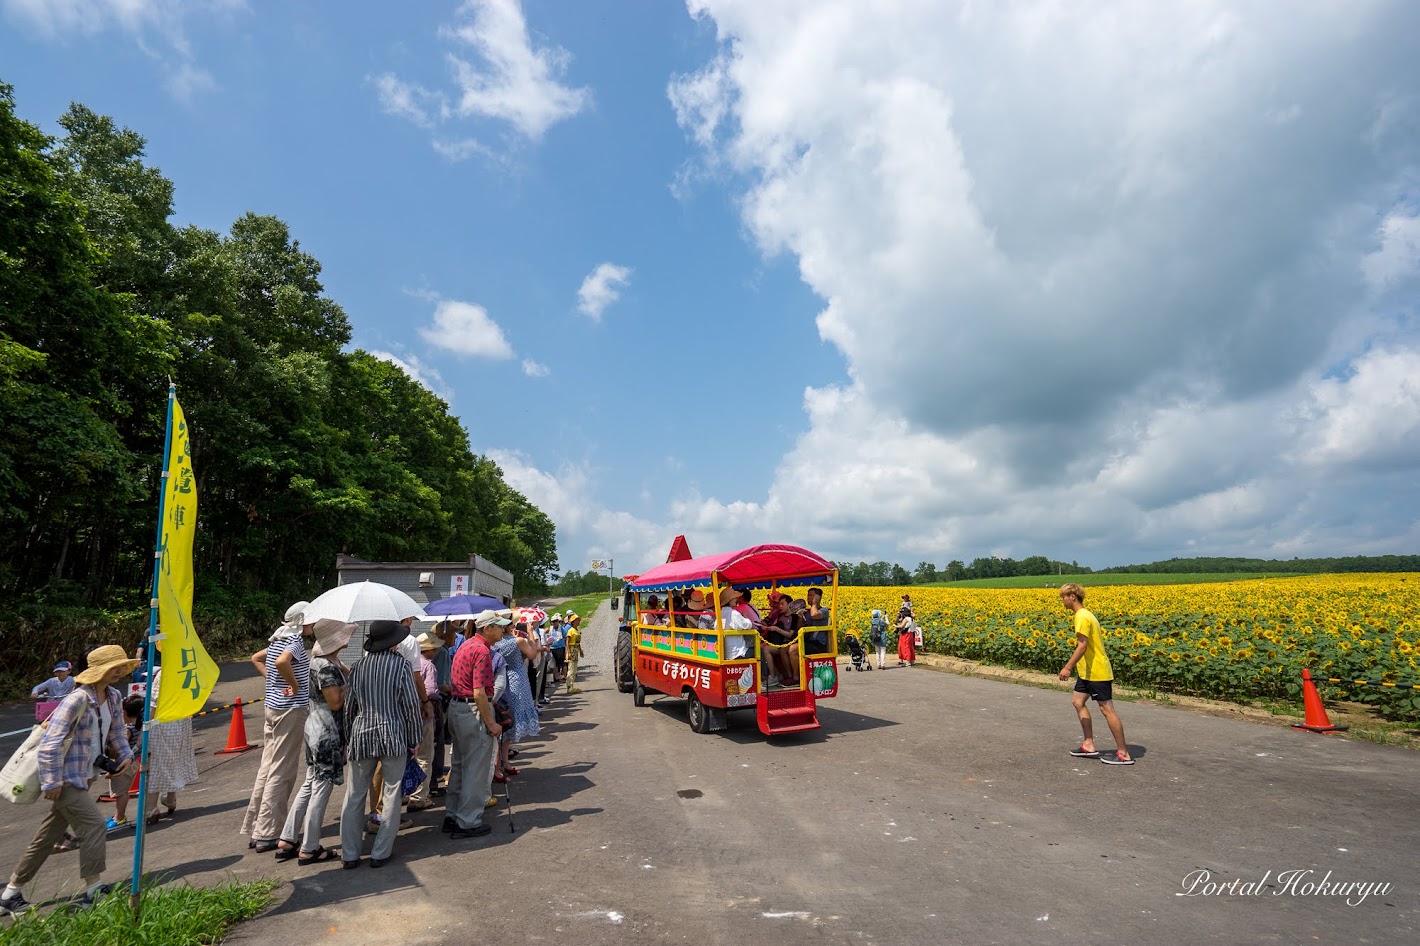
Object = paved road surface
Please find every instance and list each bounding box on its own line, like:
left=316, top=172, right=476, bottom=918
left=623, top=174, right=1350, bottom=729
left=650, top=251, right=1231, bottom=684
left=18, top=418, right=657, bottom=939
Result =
left=0, top=602, right=1415, bottom=945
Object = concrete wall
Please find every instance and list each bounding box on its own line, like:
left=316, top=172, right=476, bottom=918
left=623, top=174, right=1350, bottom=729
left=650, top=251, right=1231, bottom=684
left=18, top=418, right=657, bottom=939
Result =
left=336, top=553, right=514, bottom=653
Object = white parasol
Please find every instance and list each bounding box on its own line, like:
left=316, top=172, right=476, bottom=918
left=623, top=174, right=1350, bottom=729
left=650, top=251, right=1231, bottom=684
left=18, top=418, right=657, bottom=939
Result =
left=302, top=581, right=428, bottom=624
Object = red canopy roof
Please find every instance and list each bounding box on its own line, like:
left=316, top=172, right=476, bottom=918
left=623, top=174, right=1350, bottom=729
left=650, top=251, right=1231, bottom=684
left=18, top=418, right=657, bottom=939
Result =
left=627, top=544, right=835, bottom=591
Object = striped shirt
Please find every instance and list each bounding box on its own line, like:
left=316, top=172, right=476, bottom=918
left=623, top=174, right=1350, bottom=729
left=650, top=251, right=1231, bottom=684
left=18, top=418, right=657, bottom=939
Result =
left=264, top=635, right=310, bottom=711
left=344, top=649, right=422, bottom=761
left=39, top=685, right=132, bottom=791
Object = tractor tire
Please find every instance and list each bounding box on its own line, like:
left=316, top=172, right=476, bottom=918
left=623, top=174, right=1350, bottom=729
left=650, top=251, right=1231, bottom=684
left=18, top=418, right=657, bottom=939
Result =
left=614, top=629, right=634, bottom=693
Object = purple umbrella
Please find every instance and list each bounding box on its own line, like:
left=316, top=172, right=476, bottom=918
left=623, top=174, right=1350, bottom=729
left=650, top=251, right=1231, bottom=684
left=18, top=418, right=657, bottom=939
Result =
left=424, top=593, right=506, bottom=617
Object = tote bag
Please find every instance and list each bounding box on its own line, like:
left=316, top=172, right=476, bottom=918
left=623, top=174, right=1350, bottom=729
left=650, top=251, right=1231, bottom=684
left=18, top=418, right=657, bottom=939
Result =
left=2, top=717, right=77, bottom=805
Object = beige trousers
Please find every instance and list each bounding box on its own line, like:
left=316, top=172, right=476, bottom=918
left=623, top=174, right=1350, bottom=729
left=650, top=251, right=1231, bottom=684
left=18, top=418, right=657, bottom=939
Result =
left=239, top=705, right=308, bottom=842
left=11, top=784, right=106, bottom=887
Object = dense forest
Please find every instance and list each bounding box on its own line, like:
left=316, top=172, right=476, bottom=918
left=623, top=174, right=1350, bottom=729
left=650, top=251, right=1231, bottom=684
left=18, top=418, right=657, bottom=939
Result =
left=0, top=85, right=557, bottom=674
left=838, top=554, right=1419, bottom=585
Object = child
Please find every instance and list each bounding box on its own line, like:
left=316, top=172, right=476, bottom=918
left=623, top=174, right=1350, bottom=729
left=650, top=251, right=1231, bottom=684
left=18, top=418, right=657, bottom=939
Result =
left=564, top=614, right=586, bottom=694
left=1057, top=583, right=1133, bottom=765
left=869, top=610, right=889, bottom=669
left=30, top=662, right=76, bottom=701
left=106, top=695, right=145, bottom=831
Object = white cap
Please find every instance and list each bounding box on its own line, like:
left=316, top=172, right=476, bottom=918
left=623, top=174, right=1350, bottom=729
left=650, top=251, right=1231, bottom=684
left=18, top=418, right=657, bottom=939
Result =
left=475, top=609, right=512, bottom=629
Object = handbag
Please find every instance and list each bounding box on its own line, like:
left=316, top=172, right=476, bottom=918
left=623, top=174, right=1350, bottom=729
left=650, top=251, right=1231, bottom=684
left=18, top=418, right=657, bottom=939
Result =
left=400, top=752, right=426, bottom=796
left=2, top=713, right=78, bottom=805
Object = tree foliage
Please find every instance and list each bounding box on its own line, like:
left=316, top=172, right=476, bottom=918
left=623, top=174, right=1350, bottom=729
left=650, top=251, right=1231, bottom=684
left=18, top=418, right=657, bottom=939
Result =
left=0, top=85, right=558, bottom=632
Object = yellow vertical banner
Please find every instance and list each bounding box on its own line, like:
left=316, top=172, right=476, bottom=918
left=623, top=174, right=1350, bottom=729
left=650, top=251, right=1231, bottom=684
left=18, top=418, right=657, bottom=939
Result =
left=155, top=398, right=219, bottom=721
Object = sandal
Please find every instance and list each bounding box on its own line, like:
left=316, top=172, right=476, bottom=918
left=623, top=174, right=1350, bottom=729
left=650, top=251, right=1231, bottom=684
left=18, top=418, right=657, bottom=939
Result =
left=297, top=847, right=340, bottom=865
left=1069, top=746, right=1101, bottom=758
left=251, top=840, right=278, bottom=854
left=492, top=773, right=508, bottom=784
left=53, top=833, right=80, bottom=853
left=274, top=841, right=300, bottom=862
left=503, top=765, right=520, bottom=776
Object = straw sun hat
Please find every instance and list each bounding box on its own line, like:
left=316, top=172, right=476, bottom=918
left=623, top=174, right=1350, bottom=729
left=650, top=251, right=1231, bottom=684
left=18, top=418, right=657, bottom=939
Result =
left=75, top=644, right=141, bottom=685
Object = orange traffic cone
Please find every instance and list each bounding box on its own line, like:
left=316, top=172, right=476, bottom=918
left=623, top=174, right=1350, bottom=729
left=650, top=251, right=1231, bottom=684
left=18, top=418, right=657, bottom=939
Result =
left=1292, top=669, right=1349, bottom=734
left=99, top=768, right=141, bottom=803
left=214, top=697, right=258, bottom=754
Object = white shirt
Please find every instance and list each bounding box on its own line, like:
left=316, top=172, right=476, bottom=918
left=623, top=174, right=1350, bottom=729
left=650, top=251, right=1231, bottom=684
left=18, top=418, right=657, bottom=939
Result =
left=396, top=634, right=420, bottom=668
left=721, top=606, right=753, bottom=659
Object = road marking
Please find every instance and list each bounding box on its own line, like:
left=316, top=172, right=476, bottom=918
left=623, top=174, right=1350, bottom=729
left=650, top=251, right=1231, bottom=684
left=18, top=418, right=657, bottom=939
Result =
left=1, top=727, right=36, bottom=738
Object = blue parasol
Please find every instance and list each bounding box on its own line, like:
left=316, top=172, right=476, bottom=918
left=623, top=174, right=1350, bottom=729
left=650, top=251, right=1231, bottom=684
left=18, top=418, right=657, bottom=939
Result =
left=424, top=593, right=506, bottom=617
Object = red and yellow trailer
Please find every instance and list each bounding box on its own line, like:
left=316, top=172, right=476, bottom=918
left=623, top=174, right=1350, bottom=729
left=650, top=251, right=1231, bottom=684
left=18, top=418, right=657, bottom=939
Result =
left=624, top=544, right=839, bottom=735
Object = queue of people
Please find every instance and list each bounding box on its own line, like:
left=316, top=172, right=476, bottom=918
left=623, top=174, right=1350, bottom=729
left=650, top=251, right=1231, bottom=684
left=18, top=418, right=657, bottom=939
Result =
left=0, top=598, right=587, bottom=916
left=242, top=603, right=578, bottom=868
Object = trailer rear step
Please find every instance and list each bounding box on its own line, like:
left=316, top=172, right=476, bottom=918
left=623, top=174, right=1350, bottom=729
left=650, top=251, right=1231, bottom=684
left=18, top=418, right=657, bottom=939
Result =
left=756, top=687, right=820, bottom=735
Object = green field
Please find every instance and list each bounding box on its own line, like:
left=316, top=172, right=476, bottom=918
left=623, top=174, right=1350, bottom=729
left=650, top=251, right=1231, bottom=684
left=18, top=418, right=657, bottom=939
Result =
left=919, top=572, right=1296, bottom=589
left=542, top=593, right=609, bottom=621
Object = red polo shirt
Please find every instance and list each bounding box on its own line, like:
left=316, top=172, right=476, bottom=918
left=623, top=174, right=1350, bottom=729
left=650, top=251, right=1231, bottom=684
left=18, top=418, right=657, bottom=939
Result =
left=451, top=634, right=494, bottom=698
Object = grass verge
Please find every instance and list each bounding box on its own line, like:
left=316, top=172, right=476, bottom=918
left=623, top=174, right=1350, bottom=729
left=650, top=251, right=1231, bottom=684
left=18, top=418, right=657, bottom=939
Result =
left=550, top=593, right=611, bottom=622
left=910, top=653, right=1420, bottom=749
left=0, top=879, right=278, bottom=946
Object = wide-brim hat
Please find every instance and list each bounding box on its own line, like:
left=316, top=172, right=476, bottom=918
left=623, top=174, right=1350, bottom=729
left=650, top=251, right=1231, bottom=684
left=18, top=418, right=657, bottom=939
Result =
left=365, top=619, right=409, bottom=653
left=416, top=631, right=441, bottom=651
left=285, top=600, right=311, bottom=626
left=475, top=609, right=513, bottom=629
left=312, top=618, right=356, bottom=657
left=718, top=585, right=740, bottom=607
left=687, top=589, right=708, bottom=609
left=76, top=644, right=141, bottom=684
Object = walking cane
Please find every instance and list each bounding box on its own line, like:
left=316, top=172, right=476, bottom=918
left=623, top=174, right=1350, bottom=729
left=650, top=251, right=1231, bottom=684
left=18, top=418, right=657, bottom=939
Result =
left=503, top=772, right=517, bottom=833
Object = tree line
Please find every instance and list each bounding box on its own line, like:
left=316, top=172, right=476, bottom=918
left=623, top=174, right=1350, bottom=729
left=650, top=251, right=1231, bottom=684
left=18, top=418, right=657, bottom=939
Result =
left=838, top=554, right=1417, bottom=585
left=546, top=569, right=626, bottom=597
left=0, top=85, right=558, bottom=638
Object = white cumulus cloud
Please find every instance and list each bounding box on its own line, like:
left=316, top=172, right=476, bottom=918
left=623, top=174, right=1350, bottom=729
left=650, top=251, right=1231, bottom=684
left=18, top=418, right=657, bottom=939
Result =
left=374, top=0, right=591, bottom=159
left=522, top=359, right=550, bottom=378
left=599, top=0, right=1420, bottom=569
left=418, top=299, right=514, bottom=360
left=576, top=263, right=632, bottom=321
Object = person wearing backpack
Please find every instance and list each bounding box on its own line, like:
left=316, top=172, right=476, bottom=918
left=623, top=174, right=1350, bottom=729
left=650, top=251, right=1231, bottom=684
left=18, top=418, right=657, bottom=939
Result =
left=2, top=645, right=139, bottom=916
left=869, top=609, right=889, bottom=669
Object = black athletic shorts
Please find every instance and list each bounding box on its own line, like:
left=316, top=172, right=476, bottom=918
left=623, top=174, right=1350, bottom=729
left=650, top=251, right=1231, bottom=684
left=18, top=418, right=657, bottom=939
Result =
left=1073, top=678, right=1113, bottom=702
left=552, top=648, right=568, bottom=670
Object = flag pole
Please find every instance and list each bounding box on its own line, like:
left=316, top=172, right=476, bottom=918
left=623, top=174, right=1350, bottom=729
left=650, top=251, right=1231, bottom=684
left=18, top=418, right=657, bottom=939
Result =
left=131, top=382, right=176, bottom=918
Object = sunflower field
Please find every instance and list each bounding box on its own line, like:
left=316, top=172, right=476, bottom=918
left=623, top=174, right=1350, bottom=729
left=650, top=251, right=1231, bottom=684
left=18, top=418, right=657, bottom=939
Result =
left=835, top=575, right=1420, bottom=719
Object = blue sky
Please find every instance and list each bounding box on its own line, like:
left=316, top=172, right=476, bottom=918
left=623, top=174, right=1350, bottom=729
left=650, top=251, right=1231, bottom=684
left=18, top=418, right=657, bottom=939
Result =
left=5, top=0, right=1420, bottom=576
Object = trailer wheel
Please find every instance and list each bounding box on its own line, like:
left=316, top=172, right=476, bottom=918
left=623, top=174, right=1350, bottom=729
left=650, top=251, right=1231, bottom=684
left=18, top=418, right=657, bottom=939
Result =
left=633, top=678, right=647, bottom=707
left=614, top=629, right=634, bottom=693
left=687, top=691, right=710, bottom=734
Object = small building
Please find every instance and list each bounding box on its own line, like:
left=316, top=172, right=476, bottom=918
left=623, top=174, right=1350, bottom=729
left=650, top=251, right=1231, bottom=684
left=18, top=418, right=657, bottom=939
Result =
left=336, top=553, right=514, bottom=652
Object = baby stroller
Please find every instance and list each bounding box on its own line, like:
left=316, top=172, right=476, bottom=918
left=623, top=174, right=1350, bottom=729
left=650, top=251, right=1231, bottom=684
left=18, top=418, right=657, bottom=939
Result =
left=842, top=633, right=872, bottom=671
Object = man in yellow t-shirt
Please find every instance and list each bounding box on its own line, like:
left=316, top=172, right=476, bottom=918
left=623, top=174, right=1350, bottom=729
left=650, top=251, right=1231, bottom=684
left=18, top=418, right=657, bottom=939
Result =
left=1057, top=583, right=1133, bottom=765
